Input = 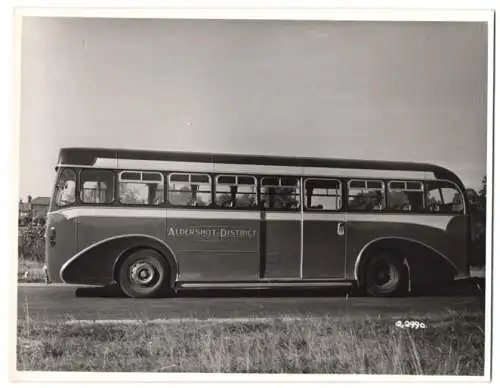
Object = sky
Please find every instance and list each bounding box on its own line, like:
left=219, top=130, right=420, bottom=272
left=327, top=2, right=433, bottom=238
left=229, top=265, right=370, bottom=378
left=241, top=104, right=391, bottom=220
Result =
left=18, top=17, right=488, bottom=199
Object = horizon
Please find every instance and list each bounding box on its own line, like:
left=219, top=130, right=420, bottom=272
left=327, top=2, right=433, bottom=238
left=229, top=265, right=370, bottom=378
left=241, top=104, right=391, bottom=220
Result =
left=19, top=18, right=488, bottom=200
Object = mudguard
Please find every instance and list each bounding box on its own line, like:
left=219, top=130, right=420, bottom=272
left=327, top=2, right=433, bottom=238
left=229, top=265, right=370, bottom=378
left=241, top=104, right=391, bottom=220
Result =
left=60, top=234, right=177, bottom=286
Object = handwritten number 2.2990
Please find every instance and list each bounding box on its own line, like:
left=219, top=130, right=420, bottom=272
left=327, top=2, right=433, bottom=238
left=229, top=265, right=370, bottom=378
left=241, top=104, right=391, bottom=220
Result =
left=395, top=320, right=426, bottom=329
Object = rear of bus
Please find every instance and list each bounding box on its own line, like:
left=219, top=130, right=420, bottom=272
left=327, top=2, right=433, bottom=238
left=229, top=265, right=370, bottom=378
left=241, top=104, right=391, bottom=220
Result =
left=45, top=161, right=167, bottom=287
left=45, top=167, right=78, bottom=283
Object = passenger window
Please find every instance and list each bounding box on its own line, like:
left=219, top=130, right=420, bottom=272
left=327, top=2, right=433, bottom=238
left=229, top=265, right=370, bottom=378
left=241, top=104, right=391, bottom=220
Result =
left=80, top=170, right=115, bottom=204
left=304, top=179, right=342, bottom=211
left=119, top=171, right=164, bottom=205
left=387, top=181, right=424, bottom=212
left=54, top=168, right=76, bottom=206
left=215, top=175, right=257, bottom=208
left=168, top=173, right=212, bottom=207
left=348, top=180, right=385, bottom=211
left=426, top=181, right=464, bottom=214
left=260, top=177, right=300, bottom=210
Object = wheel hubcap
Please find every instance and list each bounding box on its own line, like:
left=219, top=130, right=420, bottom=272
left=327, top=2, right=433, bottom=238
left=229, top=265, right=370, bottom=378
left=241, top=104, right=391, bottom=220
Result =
left=374, top=263, right=398, bottom=289
left=130, top=261, right=156, bottom=286
left=377, top=268, right=390, bottom=283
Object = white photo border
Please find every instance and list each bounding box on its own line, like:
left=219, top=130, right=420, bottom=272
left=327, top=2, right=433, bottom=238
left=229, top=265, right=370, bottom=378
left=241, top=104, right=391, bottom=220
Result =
left=4, top=2, right=496, bottom=385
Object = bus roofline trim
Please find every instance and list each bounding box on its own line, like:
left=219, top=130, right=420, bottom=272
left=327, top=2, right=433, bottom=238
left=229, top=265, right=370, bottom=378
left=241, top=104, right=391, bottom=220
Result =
left=59, top=234, right=179, bottom=284
left=353, top=236, right=459, bottom=282
left=56, top=160, right=437, bottom=181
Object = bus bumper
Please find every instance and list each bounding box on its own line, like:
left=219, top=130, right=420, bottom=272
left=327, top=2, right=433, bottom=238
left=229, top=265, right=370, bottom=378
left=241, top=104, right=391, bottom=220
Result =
left=468, top=265, right=485, bottom=279
left=453, top=266, right=472, bottom=281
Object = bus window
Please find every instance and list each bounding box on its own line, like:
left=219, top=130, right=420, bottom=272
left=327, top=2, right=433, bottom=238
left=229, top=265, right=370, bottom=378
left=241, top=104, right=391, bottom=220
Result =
left=215, top=175, right=257, bottom=208
left=54, top=168, right=76, bottom=207
left=168, top=173, right=211, bottom=207
left=260, top=177, right=300, bottom=210
left=304, top=178, right=342, bottom=211
left=426, top=181, right=464, bottom=214
left=387, top=181, right=424, bottom=212
left=119, top=171, right=164, bottom=205
left=80, top=170, right=115, bottom=204
left=348, top=179, right=385, bottom=211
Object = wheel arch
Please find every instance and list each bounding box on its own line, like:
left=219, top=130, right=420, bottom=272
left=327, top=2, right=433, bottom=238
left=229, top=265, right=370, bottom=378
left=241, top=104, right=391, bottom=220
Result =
left=354, top=236, right=459, bottom=288
left=59, top=233, right=178, bottom=287
left=110, top=235, right=178, bottom=288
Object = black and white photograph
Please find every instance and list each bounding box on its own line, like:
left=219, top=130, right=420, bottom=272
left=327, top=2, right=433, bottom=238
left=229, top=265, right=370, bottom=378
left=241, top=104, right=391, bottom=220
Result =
left=9, top=6, right=494, bottom=382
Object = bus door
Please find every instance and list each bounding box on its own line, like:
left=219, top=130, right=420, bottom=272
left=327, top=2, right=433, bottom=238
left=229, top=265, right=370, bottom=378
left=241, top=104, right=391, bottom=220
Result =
left=261, top=177, right=302, bottom=279
left=302, top=178, right=346, bottom=279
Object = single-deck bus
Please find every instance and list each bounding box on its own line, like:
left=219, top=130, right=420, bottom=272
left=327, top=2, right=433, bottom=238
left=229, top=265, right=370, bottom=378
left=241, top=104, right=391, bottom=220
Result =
left=45, top=148, right=472, bottom=297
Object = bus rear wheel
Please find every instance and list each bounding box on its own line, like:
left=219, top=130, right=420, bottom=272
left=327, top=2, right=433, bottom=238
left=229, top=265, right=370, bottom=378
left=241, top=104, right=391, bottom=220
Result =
left=364, top=252, right=406, bottom=297
left=118, top=249, right=169, bottom=298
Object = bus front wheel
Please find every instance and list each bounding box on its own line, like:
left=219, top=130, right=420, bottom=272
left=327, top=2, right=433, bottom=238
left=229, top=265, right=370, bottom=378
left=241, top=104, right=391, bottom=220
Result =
left=364, top=252, right=406, bottom=297
left=118, top=248, right=170, bottom=298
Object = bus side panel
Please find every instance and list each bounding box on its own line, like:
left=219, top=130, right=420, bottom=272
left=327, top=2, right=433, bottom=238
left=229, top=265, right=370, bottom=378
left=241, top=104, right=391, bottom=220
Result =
left=345, top=214, right=468, bottom=281
left=75, top=211, right=167, bottom=281
left=167, top=217, right=260, bottom=282
left=77, top=213, right=166, bottom=251
left=264, top=218, right=301, bottom=279
left=302, top=216, right=346, bottom=279
left=46, top=212, right=77, bottom=283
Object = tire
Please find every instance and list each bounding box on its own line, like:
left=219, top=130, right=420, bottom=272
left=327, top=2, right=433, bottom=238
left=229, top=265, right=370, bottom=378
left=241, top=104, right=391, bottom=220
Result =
left=364, top=252, right=406, bottom=297
left=118, top=248, right=170, bottom=298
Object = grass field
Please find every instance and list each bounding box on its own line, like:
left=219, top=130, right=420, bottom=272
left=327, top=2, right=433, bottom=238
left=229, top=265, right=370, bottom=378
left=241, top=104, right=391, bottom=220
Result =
left=15, top=256, right=486, bottom=375
left=17, top=309, right=484, bottom=375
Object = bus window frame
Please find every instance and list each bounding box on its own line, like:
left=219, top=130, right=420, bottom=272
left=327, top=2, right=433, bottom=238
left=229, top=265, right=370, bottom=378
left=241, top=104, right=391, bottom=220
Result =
left=346, top=178, right=386, bottom=213
left=167, top=172, right=213, bottom=208
left=424, top=179, right=467, bottom=216
left=303, top=177, right=343, bottom=212
left=258, top=175, right=302, bottom=211
left=214, top=174, right=259, bottom=210
left=78, top=168, right=116, bottom=206
left=52, top=167, right=77, bottom=209
left=58, top=165, right=468, bottom=217
left=386, top=180, right=425, bottom=213
left=117, top=170, right=165, bottom=207
left=388, top=180, right=424, bottom=192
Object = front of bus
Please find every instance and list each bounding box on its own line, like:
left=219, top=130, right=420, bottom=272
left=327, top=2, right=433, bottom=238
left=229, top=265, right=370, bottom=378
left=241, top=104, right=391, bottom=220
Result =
left=45, top=164, right=78, bottom=283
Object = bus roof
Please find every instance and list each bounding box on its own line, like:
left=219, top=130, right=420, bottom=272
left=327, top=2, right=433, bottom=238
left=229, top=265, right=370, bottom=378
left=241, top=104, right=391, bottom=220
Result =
left=57, top=147, right=465, bottom=189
